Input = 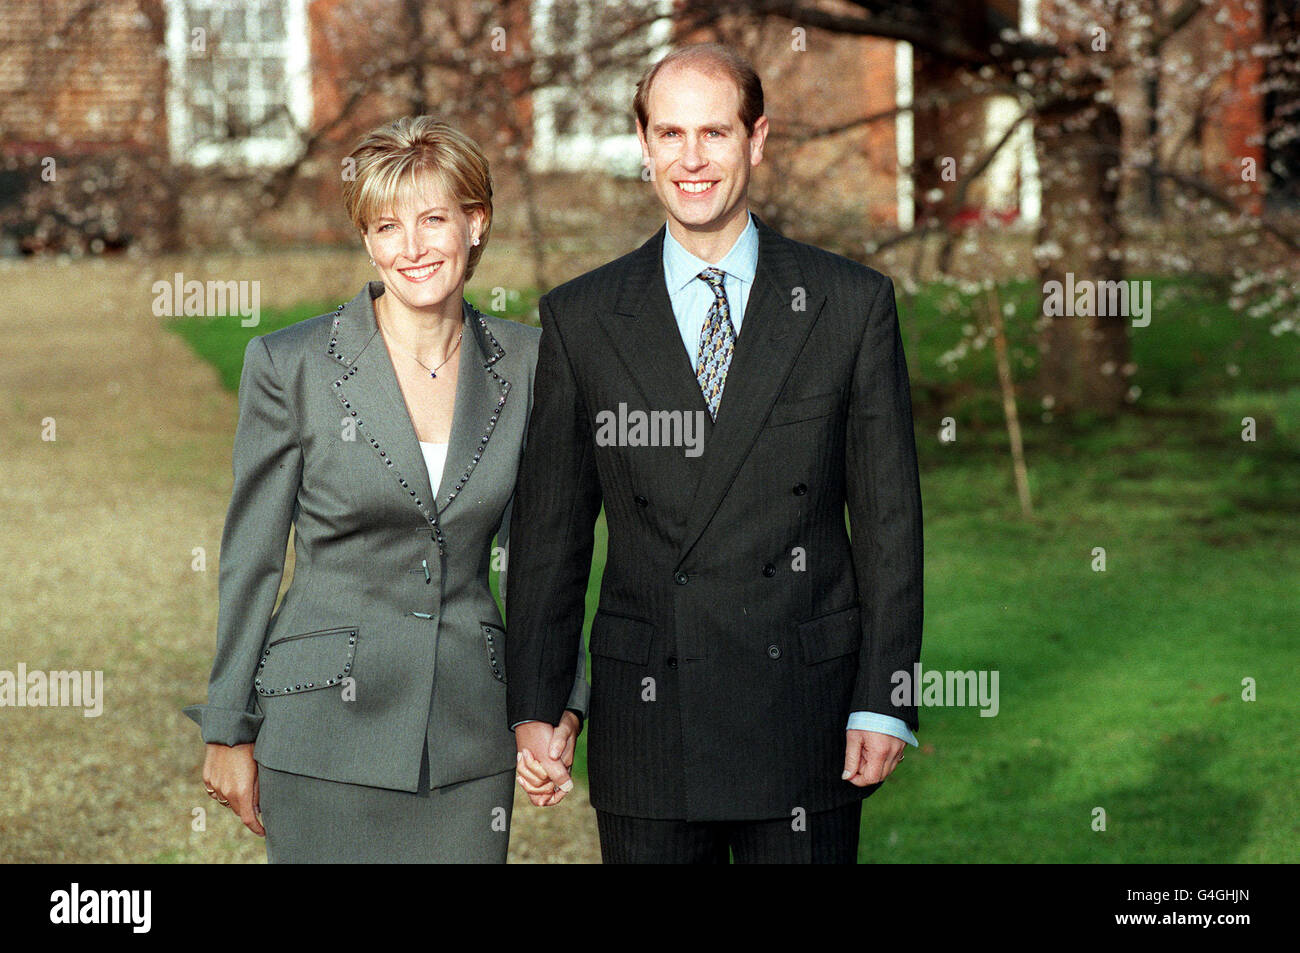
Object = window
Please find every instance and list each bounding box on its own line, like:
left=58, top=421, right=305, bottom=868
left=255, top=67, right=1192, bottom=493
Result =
left=529, top=0, right=672, bottom=176
left=164, top=0, right=311, bottom=167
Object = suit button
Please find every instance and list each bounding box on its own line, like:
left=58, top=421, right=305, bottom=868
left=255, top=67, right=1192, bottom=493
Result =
left=666, top=656, right=678, bottom=669
left=767, top=644, right=781, bottom=659
left=674, top=571, right=689, bottom=585
left=762, top=563, right=776, bottom=577
left=793, top=483, right=807, bottom=496
left=634, top=495, right=648, bottom=507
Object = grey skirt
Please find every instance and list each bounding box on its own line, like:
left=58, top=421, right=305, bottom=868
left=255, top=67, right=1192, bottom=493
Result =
left=258, top=747, right=515, bottom=863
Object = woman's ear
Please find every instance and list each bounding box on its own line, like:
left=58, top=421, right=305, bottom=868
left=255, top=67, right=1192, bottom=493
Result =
left=361, top=227, right=375, bottom=262
left=469, top=207, right=486, bottom=244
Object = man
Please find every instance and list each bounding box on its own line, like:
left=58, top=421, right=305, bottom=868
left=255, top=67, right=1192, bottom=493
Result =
left=507, top=43, right=923, bottom=863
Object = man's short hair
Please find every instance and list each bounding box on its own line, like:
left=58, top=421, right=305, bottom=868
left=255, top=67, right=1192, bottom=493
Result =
left=633, top=43, right=764, bottom=137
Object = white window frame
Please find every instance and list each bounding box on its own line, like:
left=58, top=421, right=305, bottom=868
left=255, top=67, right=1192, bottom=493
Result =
left=529, top=0, right=672, bottom=176
left=163, top=0, right=312, bottom=167
left=895, top=40, right=915, bottom=230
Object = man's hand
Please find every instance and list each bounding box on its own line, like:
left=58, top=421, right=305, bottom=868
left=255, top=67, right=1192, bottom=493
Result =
left=515, top=712, right=582, bottom=806
left=842, top=729, right=906, bottom=787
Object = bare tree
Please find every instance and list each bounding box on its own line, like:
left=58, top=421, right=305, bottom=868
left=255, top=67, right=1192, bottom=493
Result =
left=677, top=0, right=1299, bottom=415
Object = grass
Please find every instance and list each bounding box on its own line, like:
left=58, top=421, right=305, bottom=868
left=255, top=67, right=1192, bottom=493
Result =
left=167, top=273, right=1299, bottom=863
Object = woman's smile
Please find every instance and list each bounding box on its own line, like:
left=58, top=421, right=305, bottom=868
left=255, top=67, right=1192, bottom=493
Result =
left=397, top=261, right=443, bottom=282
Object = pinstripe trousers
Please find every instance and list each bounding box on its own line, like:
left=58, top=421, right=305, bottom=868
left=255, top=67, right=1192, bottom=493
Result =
left=596, top=802, right=862, bottom=864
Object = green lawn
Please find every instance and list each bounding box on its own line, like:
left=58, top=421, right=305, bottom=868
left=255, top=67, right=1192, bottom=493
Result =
left=170, top=274, right=1299, bottom=862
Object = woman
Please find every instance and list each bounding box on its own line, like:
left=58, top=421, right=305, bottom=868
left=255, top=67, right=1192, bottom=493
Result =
left=183, top=117, right=586, bottom=863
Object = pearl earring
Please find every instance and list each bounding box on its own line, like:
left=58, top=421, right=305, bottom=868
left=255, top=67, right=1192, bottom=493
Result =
left=472, top=236, right=480, bottom=247
left=369, top=257, right=375, bottom=266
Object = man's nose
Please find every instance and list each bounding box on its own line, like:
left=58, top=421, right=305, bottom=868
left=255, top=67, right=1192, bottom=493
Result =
left=681, top=136, right=706, bottom=170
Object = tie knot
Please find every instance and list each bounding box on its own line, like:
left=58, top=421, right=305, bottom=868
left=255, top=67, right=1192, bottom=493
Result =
left=697, top=267, right=726, bottom=292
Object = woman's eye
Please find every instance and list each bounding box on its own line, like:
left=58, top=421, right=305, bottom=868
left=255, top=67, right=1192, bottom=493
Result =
left=426, top=216, right=443, bottom=224
left=377, top=223, right=394, bottom=232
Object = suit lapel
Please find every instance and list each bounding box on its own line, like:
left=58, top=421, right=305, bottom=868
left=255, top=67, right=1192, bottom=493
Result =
left=436, top=299, right=510, bottom=515
left=598, top=227, right=714, bottom=430
left=327, top=282, right=510, bottom=556
left=676, top=216, right=826, bottom=564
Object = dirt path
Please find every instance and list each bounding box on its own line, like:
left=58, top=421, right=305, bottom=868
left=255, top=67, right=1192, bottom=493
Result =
left=0, top=252, right=600, bottom=863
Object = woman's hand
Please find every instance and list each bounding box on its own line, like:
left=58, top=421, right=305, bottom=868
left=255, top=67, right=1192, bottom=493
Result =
left=202, top=742, right=265, bottom=836
left=515, top=711, right=583, bottom=806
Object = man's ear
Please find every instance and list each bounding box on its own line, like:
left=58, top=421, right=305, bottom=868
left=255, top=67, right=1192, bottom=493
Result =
left=636, top=121, right=651, bottom=165
left=749, top=114, right=769, bottom=168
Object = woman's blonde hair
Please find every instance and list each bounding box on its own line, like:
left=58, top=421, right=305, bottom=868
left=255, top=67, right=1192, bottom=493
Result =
left=342, top=117, right=493, bottom=281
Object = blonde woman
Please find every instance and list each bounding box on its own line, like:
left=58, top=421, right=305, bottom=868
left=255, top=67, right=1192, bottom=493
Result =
left=184, top=117, right=586, bottom=863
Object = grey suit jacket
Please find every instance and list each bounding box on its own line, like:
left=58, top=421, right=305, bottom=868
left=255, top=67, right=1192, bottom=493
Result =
left=184, top=281, right=588, bottom=792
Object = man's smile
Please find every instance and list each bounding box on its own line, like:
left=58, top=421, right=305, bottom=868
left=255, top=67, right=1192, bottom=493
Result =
left=675, top=180, right=718, bottom=196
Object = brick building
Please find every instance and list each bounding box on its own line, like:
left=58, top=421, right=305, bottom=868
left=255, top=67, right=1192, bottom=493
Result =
left=0, top=0, right=1289, bottom=255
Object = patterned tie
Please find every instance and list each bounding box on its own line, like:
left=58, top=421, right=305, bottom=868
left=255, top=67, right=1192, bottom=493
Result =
left=694, top=267, right=735, bottom=421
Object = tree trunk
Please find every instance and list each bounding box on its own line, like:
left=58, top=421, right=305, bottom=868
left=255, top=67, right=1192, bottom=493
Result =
left=1034, top=97, right=1130, bottom=416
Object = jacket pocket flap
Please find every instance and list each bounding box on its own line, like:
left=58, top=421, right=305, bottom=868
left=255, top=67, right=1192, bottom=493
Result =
left=256, top=625, right=358, bottom=697
left=590, top=611, right=655, bottom=665
left=481, top=621, right=507, bottom=684
left=798, top=606, right=861, bottom=664
left=769, top=391, right=840, bottom=426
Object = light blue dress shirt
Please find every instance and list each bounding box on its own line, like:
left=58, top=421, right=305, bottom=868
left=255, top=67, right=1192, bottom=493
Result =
left=662, top=213, right=919, bottom=749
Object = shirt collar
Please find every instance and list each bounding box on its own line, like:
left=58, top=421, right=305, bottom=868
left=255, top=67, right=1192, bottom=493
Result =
left=662, top=211, right=758, bottom=295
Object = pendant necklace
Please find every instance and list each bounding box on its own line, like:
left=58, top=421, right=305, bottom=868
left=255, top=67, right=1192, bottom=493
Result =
left=385, top=322, right=463, bottom=379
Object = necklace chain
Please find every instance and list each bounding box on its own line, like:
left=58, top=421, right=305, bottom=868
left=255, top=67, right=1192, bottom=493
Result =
left=381, top=319, right=463, bottom=379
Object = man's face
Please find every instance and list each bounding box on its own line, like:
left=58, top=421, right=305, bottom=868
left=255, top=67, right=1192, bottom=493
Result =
left=637, top=63, right=767, bottom=236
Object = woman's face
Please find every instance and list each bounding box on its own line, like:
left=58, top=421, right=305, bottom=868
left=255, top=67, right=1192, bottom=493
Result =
left=362, top=176, right=483, bottom=317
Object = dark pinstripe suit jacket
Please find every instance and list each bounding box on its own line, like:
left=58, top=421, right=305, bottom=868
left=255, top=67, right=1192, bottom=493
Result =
left=505, top=216, right=923, bottom=821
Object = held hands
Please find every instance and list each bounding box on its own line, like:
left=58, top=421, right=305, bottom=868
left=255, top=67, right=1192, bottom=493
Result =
left=515, top=712, right=582, bottom=806
left=202, top=742, right=265, bottom=836
left=842, top=729, right=906, bottom=787
left=516, top=722, right=898, bottom=803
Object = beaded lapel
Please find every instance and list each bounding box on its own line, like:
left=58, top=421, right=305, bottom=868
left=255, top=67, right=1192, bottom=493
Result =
left=326, top=282, right=511, bottom=557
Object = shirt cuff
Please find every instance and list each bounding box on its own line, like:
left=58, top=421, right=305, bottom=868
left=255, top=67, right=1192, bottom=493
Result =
left=846, top=711, right=918, bottom=747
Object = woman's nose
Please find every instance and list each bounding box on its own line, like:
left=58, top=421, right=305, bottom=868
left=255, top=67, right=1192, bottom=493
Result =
left=403, top=230, right=425, bottom=261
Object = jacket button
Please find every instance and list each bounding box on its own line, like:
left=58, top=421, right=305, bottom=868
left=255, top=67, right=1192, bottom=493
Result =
left=674, top=571, right=689, bottom=585
left=634, top=495, right=648, bottom=507
left=762, top=563, right=777, bottom=577
left=793, top=483, right=807, bottom=496
left=767, top=644, right=781, bottom=659
left=666, top=656, right=678, bottom=669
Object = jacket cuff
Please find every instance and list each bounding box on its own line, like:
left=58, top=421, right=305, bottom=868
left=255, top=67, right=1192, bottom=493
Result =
left=564, top=677, right=590, bottom=721
left=182, top=704, right=263, bottom=746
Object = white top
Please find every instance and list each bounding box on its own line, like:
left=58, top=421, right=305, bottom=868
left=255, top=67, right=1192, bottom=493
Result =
left=418, top=440, right=449, bottom=497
